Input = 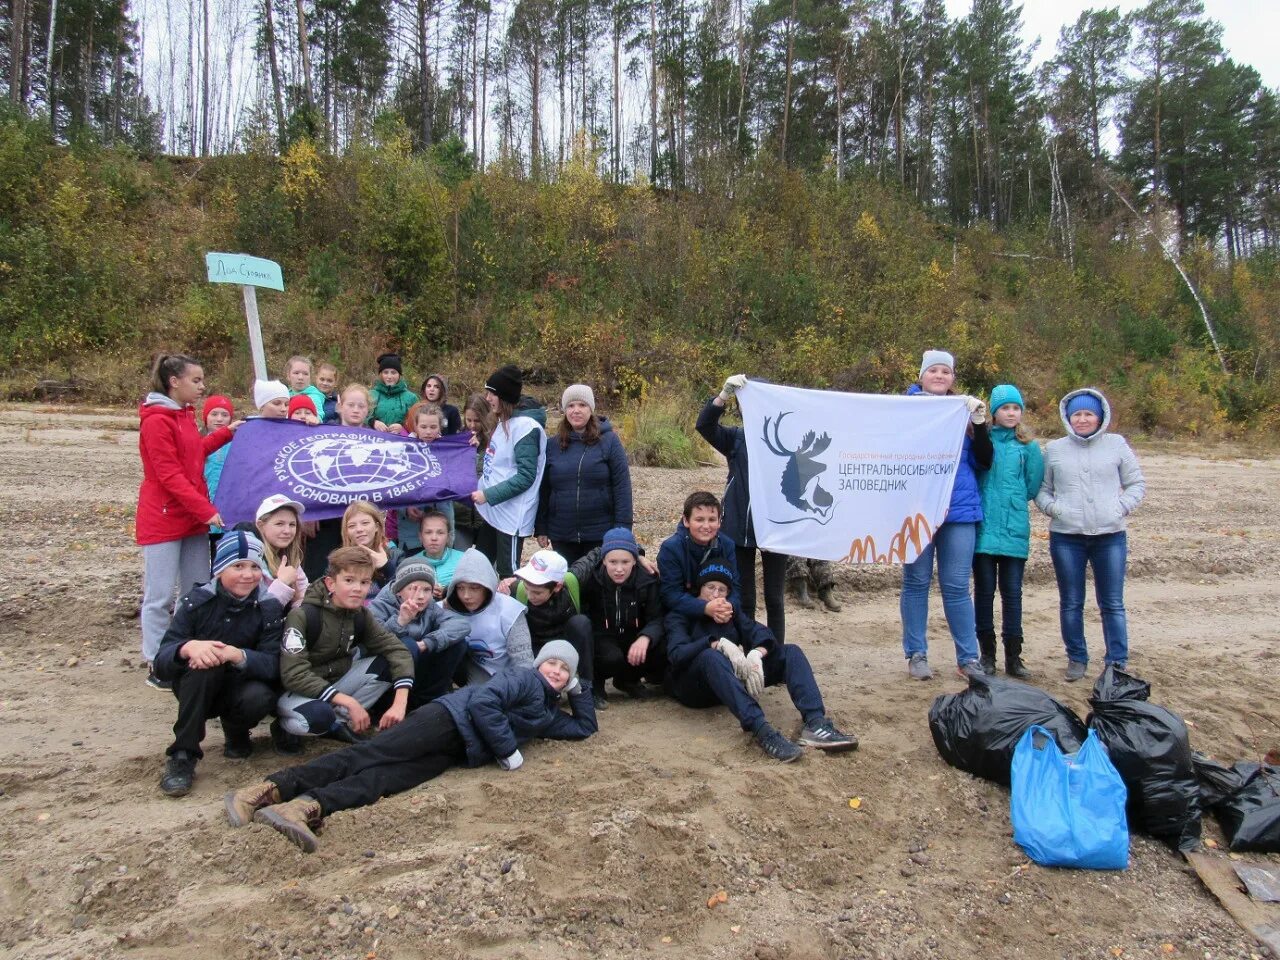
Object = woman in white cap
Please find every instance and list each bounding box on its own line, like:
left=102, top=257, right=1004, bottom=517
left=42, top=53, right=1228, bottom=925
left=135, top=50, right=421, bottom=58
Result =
left=899, top=350, right=992, bottom=681
left=535, top=383, right=633, bottom=566
left=254, top=494, right=309, bottom=610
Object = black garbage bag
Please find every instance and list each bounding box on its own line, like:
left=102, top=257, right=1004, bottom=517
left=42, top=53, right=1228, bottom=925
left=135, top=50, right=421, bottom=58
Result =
left=1192, top=752, right=1246, bottom=810
left=929, top=674, right=1086, bottom=786
left=1086, top=665, right=1201, bottom=851
left=1208, top=762, right=1280, bottom=853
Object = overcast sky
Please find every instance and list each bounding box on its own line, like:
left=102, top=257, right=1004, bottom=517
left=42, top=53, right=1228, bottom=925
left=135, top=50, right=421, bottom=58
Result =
left=943, top=0, right=1279, bottom=89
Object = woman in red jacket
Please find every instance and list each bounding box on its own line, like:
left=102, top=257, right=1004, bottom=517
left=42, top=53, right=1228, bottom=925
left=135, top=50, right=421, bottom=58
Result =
left=138, top=354, right=240, bottom=688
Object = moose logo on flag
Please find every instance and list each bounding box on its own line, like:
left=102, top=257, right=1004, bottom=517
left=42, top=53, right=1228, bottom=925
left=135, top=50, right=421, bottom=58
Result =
left=737, top=381, right=969, bottom=564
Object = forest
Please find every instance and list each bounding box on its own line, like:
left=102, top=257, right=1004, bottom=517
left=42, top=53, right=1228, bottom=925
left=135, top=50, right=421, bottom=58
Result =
left=1, top=0, right=1277, bottom=443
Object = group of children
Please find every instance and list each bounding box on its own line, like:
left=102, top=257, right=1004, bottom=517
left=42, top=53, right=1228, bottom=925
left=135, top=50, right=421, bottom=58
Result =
left=145, top=348, right=1141, bottom=853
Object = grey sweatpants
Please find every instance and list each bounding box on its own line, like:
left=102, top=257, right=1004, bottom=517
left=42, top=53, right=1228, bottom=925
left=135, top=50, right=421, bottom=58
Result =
left=276, top=655, right=393, bottom=737
left=140, top=534, right=211, bottom=662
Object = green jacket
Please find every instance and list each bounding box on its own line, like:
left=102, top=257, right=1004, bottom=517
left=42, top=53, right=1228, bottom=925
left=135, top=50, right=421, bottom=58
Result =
left=975, top=426, right=1044, bottom=559
left=368, top=380, right=419, bottom=429
left=290, top=385, right=327, bottom=419
left=280, top=579, right=415, bottom=700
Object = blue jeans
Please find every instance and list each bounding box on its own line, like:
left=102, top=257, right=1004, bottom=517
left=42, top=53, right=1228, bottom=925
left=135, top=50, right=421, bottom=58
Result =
left=972, top=553, right=1026, bottom=642
left=1048, top=531, right=1129, bottom=665
left=668, top=644, right=825, bottom=734
left=900, top=521, right=979, bottom=665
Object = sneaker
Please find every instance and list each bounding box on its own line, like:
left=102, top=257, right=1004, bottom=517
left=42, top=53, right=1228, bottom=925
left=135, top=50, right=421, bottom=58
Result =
left=798, top=718, right=859, bottom=752
left=270, top=719, right=304, bottom=757
left=145, top=667, right=171, bottom=691
left=978, top=655, right=997, bottom=676
left=1065, top=660, right=1088, bottom=682
left=160, top=751, right=197, bottom=797
left=957, top=660, right=986, bottom=680
left=908, top=653, right=932, bottom=681
left=755, top=723, right=804, bottom=763
left=613, top=679, right=650, bottom=700
left=223, top=727, right=254, bottom=760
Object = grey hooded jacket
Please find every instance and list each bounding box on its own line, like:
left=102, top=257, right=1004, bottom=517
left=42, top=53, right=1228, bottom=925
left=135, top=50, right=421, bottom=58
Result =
left=1035, top=388, right=1145, bottom=536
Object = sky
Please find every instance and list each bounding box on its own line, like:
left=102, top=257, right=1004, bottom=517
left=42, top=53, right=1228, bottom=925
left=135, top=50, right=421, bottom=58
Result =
left=944, top=0, right=1280, bottom=89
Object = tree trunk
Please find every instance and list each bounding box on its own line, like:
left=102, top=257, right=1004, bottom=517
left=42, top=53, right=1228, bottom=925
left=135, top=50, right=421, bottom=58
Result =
left=611, top=20, right=619, bottom=180
left=295, top=0, right=314, bottom=111
left=648, top=0, right=657, bottom=180
left=9, top=0, right=27, bottom=109
left=263, top=0, right=286, bottom=148
left=200, top=0, right=210, bottom=154
left=480, top=1, right=490, bottom=166
left=780, top=0, right=796, bottom=165
left=45, top=0, right=57, bottom=129
left=417, top=0, right=431, bottom=146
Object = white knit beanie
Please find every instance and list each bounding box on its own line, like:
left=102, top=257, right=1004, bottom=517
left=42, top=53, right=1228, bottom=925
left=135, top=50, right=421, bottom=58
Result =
left=561, top=384, right=596, bottom=413
left=919, top=350, right=955, bottom=379
left=253, top=379, right=290, bottom=410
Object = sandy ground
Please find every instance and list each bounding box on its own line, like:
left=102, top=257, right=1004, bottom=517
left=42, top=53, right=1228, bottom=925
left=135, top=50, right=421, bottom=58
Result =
left=0, top=404, right=1277, bottom=960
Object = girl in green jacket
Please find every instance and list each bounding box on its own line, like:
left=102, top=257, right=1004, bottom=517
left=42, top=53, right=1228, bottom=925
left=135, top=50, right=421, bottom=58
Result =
left=973, top=384, right=1044, bottom=678
left=368, top=353, right=418, bottom=434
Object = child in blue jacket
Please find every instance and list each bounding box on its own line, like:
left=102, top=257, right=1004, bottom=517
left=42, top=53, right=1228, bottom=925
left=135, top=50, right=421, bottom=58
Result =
left=225, top=640, right=596, bottom=852
left=973, top=384, right=1043, bottom=678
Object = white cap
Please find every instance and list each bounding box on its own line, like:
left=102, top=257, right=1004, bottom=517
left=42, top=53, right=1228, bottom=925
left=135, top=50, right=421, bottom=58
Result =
left=514, top=549, right=568, bottom=585
left=919, top=350, right=955, bottom=378
left=255, top=493, right=306, bottom=522
left=253, top=379, right=290, bottom=410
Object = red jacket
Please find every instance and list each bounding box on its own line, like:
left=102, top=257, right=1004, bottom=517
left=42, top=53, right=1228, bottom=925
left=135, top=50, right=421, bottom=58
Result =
left=136, top=398, right=233, bottom=545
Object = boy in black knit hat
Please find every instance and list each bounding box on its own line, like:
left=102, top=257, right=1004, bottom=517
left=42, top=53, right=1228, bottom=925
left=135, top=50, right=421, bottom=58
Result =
left=665, top=563, right=858, bottom=762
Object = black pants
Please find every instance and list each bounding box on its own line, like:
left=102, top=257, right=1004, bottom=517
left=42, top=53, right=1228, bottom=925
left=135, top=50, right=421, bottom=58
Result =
left=404, top=640, right=469, bottom=710
left=736, top=545, right=788, bottom=643
left=169, top=664, right=275, bottom=758
left=594, top=631, right=668, bottom=687
left=551, top=540, right=602, bottom=567
left=303, top=518, right=344, bottom=581
left=489, top=531, right=525, bottom=578
left=532, top=613, right=596, bottom=683
left=269, top=703, right=468, bottom=816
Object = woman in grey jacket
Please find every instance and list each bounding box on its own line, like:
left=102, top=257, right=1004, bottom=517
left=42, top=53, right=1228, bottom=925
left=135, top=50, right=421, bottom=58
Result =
left=1035, top=388, right=1145, bottom=681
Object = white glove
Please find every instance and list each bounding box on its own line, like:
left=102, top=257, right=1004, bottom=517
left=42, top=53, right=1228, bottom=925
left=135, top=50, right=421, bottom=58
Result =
left=719, top=374, right=748, bottom=401
left=739, top=648, right=766, bottom=698
left=497, top=750, right=524, bottom=771
left=962, top=395, right=987, bottom=425
left=564, top=677, right=581, bottom=696
left=713, top=638, right=747, bottom=672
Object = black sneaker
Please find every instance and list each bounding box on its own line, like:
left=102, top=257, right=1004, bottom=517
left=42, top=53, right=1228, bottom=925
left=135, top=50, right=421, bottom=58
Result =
left=160, top=751, right=197, bottom=797
left=146, top=668, right=172, bottom=691
left=798, top=718, right=859, bottom=752
left=755, top=723, right=803, bottom=763
left=270, top=719, right=304, bottom=756
left=223, top=727, right=253, bottom=760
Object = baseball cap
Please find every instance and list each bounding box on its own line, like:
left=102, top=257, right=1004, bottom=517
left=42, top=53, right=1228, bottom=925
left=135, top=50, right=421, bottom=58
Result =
left=255, top=493, right=307, bottom=522
left=514, top=549, right=568, bottom=586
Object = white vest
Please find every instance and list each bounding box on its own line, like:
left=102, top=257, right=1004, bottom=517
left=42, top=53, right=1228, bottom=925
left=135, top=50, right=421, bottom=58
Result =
left=477, top=416, right=546, bottom=536
left=453, top=593, right=525, bottom=675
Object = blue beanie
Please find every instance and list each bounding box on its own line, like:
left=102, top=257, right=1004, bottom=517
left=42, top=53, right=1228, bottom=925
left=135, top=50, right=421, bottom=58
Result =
left=212, top=530, right=264, bottom=576
left=1065, top=392, right=1104, bottom=420
left=989, top=384, right=1024, bottom=413
left=601, top=526, right=639, bottom=558
left=696, top=563, right=735, bottom=591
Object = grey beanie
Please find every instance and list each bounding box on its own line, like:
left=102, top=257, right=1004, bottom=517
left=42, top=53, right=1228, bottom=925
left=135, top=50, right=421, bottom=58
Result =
left=533, top=639, right=579, bottom=678
left=392, top=557, right=436, bottom=594
left=561, top=383, right=596, bottom=414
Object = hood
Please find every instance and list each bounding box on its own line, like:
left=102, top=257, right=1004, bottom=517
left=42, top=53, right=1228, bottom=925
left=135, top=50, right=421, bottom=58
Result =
left=514, top=395, right=547, bottom=427
left=367, top=582, right=400, bottom=619
left=1058, top=388, right=1112, bottom=442
left=140, top=392, right=186, bottom=416
left=302, top=577, right=335, bottom=609
left=424, top=373, right=449, bottom=400
left=445, top=547, right=499, bottom=605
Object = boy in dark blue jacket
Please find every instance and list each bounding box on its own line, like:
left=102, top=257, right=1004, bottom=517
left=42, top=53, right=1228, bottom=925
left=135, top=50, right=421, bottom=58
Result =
left=657, top=491, right=742, bottom=622
left=224, top=641, right=596, bottom=852
left=665, top=564, right=857, bottom=762
left=154, top=531, right=286, bottom=797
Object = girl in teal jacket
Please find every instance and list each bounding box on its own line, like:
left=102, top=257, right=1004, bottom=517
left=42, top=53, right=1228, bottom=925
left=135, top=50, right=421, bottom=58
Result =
left=973, top=384, right=1044, bottom=678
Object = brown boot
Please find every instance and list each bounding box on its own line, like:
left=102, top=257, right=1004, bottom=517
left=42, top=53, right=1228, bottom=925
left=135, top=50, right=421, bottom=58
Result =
left=224, top=781, right=281, bottom=827
left=789, top=577, right=815, bottom=609
left=254, top=796, right=323, bottom=853
left=817, top=585, right=842, bottom=613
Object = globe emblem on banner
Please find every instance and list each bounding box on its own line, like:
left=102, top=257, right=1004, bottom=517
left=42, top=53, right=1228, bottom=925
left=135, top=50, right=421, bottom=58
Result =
left=285, top=436, right=441, bottom=493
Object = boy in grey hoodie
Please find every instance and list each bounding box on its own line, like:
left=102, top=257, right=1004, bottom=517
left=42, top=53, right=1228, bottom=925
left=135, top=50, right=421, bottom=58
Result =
left=368, top=557, right=472, bottom=707
left=443, top=548, right=534, bottom=685
left=1035, top=388, right=1146, bottom=681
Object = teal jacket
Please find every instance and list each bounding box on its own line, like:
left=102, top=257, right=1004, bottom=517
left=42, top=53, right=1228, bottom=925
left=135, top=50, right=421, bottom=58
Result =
left=368, top=381, right=419, bottom=428
left=975, top=426, right=1044, bottom=559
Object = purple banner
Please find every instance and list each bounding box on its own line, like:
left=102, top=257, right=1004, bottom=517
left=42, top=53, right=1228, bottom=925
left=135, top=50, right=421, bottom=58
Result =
left=215, top=419, right=479, bottom=524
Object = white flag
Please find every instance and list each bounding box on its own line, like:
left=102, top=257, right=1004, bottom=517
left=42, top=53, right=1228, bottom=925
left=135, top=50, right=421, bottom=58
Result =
left=737, top=381, right=970, bottom=564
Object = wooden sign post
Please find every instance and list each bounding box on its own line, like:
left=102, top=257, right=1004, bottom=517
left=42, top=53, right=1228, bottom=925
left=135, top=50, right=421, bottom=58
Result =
left=204, top=252, right=285, bottom=382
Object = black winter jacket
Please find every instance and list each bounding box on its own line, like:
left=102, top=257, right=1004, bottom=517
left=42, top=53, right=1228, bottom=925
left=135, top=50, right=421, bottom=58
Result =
left=695, top=398, right=756, bottom=547
left=438, top=667, right=597, bottom=766
left=153, top=580, right=286, bottom=683
left=656, top=521, right=742, bottom=621
left=570, top=549, right=665, bottom=645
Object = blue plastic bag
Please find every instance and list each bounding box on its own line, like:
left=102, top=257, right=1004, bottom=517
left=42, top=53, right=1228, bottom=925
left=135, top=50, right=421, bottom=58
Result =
left=1011, top=725, right=1130, bottom=870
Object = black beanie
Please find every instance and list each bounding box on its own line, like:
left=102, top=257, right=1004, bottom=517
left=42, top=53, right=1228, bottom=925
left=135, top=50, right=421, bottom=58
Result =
left=377, top=353, right=402, bottom=374
left=696, top=563, right=734, bottom=592
left=485, top=364, right=522, bottom=405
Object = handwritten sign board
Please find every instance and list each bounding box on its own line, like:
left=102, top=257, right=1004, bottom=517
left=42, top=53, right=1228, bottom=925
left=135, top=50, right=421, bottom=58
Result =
left=205, top=252, right=285, bottom=291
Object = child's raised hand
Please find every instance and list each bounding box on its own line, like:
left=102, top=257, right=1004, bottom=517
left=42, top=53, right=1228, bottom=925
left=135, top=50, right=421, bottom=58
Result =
left=398, top=595, right=426, bottom=625
left=362, top=545, right=389, bottom=569
left=275, top=562, right=298, bottom=587
left=468, top=433, right=479, bottom=447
